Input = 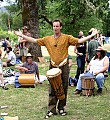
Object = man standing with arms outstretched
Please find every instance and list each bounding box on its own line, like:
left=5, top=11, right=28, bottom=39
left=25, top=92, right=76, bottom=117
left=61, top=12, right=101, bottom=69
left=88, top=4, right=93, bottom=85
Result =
left=14, top=19, right=98, bottom=119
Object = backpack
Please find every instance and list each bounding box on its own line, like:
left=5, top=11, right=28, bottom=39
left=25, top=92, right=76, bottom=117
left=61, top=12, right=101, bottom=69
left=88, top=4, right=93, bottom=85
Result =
left=2, top=40, right=7, bottom=48
left=69, top=77, right=78, bottom=86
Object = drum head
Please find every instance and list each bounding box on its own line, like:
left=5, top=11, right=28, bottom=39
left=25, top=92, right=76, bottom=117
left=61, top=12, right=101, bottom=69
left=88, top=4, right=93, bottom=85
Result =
left=46, top=68, right=61, bottom=77
left=81, top=73, right=95, bottom=79
left=81, top=76, right=95, bottom=79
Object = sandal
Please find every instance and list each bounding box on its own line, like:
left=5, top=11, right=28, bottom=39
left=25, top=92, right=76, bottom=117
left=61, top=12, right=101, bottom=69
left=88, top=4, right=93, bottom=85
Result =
left=59, top=109, right=67, bottom=116
left=2, top=86, right=9, bottom=90
left=44, top=111, right=57, bottom=119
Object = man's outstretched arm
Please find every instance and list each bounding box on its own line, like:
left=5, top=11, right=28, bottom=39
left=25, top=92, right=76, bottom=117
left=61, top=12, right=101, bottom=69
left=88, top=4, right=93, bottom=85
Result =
left=14, top=31, right=37, bottom=43
left=78, top=29, right=99, bottom=43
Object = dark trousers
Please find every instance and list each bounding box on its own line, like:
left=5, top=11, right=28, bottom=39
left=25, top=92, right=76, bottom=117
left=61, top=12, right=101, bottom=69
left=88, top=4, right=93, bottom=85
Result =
left=48, top=63, right=69, bottom=113
left=75, top=55, right=85, bottom=79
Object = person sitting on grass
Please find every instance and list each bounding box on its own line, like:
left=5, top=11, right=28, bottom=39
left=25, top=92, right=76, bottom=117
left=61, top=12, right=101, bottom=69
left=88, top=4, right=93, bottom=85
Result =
left=15, top=53, right=40, bottom=84
left=0, top=49, right=8, bottom=90
left=74, top=47, right=109, bottom=94
left=3, top=47, right=16, bottom=67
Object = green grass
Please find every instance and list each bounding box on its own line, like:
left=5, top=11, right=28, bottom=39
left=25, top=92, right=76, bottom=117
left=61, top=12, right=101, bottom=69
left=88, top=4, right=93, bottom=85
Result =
left=0, top=51, right=110, bottom=120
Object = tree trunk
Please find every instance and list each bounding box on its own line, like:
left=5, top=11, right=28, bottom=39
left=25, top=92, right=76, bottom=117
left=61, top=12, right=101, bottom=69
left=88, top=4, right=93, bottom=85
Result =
left=21, top=0, right=42, bottom=62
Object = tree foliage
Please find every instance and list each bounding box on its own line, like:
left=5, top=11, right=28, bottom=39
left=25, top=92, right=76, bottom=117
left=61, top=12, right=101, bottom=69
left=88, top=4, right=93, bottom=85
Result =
left=40, top=0, right=109, bottom=36
left=0, top=0, right=110, bottom=36
left=12, top=12, right=22, bottom=30
left=0, top=12, right=9, bottom=30
left=103, top=8, right=110, bottom=36
left=0, top=3, right=22, bottom=30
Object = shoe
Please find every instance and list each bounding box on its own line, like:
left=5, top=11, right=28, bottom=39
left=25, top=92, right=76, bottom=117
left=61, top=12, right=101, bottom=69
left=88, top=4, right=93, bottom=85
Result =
left=71, top=83, right=74, bottom=87
left=2, top=86, right=9, bottom=90
left=97, top=88, right=102, bottom=93
left=44, top=111, right=57, bottom=119
left=4, top=81, right=8, bottom=86
left=58, top=109, right=67, bottom=116
left=0, top=106, right=8, bottom=109
left=74, top=89, right=81, bottom=94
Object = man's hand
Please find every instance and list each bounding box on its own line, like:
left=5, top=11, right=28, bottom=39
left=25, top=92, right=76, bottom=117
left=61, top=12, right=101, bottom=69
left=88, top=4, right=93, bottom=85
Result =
left=93, top=71, right=99, bottom=76
left=14, top=30, right=37, bottom=43
left=23, top=68, right=29, bottom=72
left=14, top=31, right=22, bottom=37
left=91, top=29, right=99, bottom=37
left=84, top=69, right=89, bottom=73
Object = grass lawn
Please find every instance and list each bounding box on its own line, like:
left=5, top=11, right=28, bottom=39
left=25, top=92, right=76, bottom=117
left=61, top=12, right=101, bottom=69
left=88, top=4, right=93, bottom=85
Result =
left=0, top=44, right=110, bottom=120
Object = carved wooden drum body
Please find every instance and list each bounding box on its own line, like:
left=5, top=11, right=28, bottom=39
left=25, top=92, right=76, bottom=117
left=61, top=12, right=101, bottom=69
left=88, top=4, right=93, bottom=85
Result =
left=18, top=74, right=35, bottom=87
left=81, top=75, right=95, bottom=96
left=46, top=68, right=65, bottom=100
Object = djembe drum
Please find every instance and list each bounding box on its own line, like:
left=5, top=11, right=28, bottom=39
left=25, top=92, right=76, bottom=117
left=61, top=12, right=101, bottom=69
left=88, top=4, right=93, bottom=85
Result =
left=46, top=68, right=65, bottom=100
left=18, top=74, right=36, bottom=87
left=81, top=74, right=95, bottom=96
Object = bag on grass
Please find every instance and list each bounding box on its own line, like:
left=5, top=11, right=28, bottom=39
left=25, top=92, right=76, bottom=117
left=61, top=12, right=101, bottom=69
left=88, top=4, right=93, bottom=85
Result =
left=69, top=77, right=78, bottom=86
left=3, top=69, right=15, bottom=77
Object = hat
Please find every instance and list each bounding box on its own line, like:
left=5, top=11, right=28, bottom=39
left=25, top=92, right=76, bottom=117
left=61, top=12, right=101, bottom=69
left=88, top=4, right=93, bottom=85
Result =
left=26, top=53, right=33, bottom=58
left=96, top=47, right=107, bottom=52
left=22, top=26, right=28, bottom=30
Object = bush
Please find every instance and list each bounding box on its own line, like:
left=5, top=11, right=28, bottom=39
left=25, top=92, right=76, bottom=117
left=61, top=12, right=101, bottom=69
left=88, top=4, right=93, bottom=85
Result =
left=0, top=28, right=18, bottom=47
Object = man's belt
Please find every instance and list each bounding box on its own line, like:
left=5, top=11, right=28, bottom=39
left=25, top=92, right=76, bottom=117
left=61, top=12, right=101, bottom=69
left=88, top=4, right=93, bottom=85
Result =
left=51, top=58, right=67, bottom=68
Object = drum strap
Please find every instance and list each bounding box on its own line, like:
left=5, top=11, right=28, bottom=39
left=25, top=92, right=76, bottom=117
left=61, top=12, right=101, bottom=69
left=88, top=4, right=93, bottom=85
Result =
left=51, top=58, right=67, bottom=67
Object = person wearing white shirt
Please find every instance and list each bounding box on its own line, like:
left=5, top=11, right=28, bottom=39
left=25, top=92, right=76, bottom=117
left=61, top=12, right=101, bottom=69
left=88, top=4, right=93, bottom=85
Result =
left=3, top=47, right=16, bottom=67
left=74, top=47, right=109, bottom=94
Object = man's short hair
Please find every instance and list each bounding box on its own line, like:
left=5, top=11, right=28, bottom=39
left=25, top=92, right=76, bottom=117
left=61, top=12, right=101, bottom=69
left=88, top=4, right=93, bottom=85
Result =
left=52, top=19, right=63, bottom=27
left=6, top=37, right=9, bottom=40
left=88, top=31, right=94, bottom=39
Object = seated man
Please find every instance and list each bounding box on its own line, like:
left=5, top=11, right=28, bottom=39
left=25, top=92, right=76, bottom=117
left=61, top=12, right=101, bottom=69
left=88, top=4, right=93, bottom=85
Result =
left=3, top=47, right=16, bottom=67
left=74, top=47, right=109, bottom=94
left=15, top=53, right=40, bottom=85
left=0, top=49, right=8, bottom=90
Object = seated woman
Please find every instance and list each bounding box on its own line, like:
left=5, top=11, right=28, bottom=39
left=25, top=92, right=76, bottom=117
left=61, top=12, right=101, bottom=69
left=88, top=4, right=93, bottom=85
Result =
left=15, top=53, right=40, bottom=85
left=74, top=47, right=109, bottom=94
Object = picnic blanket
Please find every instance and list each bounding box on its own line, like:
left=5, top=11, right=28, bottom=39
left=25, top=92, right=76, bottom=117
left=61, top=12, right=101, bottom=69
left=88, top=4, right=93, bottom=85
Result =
left=0, top=73, right=47, bottom=88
